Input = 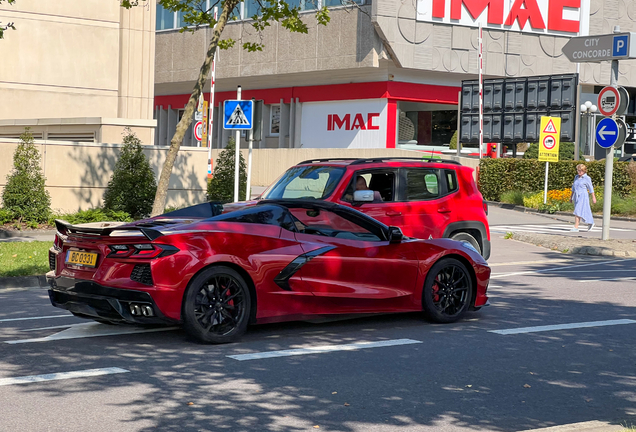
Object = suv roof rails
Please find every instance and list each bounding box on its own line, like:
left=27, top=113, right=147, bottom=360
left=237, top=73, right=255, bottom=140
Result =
left=297, top=157, right=461, bottom=166
left=297, top=158, right=358, bottom=164
left=350, top=157, right=461, bottom=165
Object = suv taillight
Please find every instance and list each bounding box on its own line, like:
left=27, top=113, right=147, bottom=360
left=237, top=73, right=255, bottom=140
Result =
left=482, top=200, right=488, bottom=215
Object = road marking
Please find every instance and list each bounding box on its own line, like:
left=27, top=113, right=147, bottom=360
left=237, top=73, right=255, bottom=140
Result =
left=0, top=367, right=129, bottom=387
left=21, top=323, right=87, bottom=332
left=6, top=322, right=179, bottom=344
left=227, top=338, right=422, bottom=361
left=553, top=269, right=636, bottom=273
left=490, top=319, right=636, bottom=335
left=0, top=314, right=73, bottom=323
left=488, top=259, right=574, bottom=267
left=491, top=258, right=636, bottom=279
left=578, top=276, right=636, bottom=283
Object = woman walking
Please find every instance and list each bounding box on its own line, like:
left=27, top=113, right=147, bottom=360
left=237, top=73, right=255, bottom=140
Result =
left=569, top=164, right=596, bottom=232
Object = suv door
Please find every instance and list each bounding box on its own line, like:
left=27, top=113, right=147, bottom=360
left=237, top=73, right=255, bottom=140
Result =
left=337, top=169, right=405, bottom=228
left=397, top=167, right=455, bottom=240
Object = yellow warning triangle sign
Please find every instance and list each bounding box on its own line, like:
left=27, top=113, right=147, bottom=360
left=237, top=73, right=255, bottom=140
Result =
left=543, top=119, right=557, bottom=134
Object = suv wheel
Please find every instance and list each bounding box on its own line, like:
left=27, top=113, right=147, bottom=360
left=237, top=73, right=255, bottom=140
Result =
left=450, top=232, right=481, bottom=256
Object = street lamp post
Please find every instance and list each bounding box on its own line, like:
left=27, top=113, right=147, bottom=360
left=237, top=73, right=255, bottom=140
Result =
left=580, top=101, right=597, bottom=158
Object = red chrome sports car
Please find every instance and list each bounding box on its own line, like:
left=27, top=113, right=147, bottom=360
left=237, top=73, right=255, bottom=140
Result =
left=47, top=200, right=490, bottom=343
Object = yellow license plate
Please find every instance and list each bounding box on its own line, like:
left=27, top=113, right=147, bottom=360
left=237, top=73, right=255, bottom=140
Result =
left=65, top=250, right=98, bottom=267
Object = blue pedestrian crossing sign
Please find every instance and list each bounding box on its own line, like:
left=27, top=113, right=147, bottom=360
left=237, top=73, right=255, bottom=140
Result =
left=223, top=100, right=253, bottom=130
left=595, top=118, right=619, bottom=148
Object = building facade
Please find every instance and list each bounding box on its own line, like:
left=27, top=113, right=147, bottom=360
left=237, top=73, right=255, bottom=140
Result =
left=154, top=0, right=636, bottom=153
left=0, top=0, right=157, bottom=144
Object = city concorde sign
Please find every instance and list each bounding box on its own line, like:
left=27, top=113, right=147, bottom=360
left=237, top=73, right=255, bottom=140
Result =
left=562, top=32, right=636, bottom=62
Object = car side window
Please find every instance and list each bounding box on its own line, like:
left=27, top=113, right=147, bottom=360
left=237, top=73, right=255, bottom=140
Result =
left=289, top=207, right=383, bottom=241
left=446, top=170, right=458, bottom=193
left=405, top=169, right=440, bottom=201
left=341, top=171, right=396, bottom=202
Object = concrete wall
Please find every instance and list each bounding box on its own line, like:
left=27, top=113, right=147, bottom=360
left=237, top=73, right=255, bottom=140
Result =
left=371, top=0, right=636, bottom=86
left=0, top=0, right=156, bottom=141
left=155, top=6, right=387, bottom=89
left=0, top=140, right=451, bottom=213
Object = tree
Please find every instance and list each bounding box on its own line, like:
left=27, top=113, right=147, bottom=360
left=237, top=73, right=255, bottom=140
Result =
left=122, top=0, right=331, bottom=216
left=2, top=128, right=51, bottom=223
left=0, top=0, right=16, bottom=39
left=103, top=128, right=157, bottom=219
left=207, top=139, right=247, bottom=202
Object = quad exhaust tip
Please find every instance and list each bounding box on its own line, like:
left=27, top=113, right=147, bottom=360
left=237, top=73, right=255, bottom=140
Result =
left=129, top=303, right=154, bottom=317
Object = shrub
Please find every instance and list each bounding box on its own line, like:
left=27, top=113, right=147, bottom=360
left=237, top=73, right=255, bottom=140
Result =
left=523, top=141, right=576, bottom=160
left=499, top=190, right=524, bottom=205
left=449, top=130, right=458, bottom=150
left=103, top=128, right=157, bottom=219
left=49, top=208, right=133, bottom=225
left=1, top=129, right=51, bottom=223
left=478, top=159, right=631, bottom=201
left=207, top=139, right=247, bottom=203
left=627, top=162, right=636, bottom=193
left=0, top=208, right=14, bottom=225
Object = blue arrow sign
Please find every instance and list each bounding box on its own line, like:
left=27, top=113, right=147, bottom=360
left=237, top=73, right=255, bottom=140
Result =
left=596, top=118, right=619, bottom=148
left=223, top=100, right=254, bottom=130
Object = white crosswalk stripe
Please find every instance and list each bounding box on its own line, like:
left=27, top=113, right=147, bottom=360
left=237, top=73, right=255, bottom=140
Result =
left=490, top=224, right=632, bottom=235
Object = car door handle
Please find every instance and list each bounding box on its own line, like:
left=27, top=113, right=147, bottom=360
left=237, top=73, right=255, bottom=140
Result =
left=386, top=211, right=402, bottom=216
left=438, top=208, right=451, bottom=213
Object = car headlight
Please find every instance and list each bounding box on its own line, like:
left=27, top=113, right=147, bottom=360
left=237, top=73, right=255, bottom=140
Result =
left=460, top=241, right=479, bottom=254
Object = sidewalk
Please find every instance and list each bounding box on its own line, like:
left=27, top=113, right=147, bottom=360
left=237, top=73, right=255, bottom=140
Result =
left=488, top=201, right=636, bottom=258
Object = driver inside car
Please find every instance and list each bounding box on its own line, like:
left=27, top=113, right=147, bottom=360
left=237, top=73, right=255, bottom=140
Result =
left=348, top=176, right=383, bottom=203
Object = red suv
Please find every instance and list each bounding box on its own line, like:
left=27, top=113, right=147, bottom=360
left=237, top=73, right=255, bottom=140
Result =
left=259, top=157, right=491, bottom=259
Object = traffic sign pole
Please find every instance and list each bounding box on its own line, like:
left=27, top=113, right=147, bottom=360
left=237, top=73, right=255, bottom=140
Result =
left=234, top=86, right=242, bottom=203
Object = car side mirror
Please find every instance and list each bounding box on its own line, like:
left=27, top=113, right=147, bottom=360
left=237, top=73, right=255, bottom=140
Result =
left=353, top=190, right=374, bottom=202
left=388, top=226, right=403, bottom=243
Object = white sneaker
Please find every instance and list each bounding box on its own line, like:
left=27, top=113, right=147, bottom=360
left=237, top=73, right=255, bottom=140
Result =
left=570, top=228, right=579, bottom=232
left=587, top=223, right=595, bottom=232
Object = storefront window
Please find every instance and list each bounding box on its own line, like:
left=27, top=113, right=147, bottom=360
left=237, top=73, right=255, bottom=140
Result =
left=397, top=102, right=457, bottom=148
left=270, top=105, right=281, bottom=136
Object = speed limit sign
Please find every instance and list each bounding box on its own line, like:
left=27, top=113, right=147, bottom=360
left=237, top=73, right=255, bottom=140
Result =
left=194, top=121, right=203, bottom=141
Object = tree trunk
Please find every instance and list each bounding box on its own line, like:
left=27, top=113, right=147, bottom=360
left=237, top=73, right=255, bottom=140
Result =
left=151, top=0, right=240, bottom=217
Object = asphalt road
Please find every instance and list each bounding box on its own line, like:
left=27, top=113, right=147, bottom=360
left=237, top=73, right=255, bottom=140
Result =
left=0, top=212, right=635, bottom=431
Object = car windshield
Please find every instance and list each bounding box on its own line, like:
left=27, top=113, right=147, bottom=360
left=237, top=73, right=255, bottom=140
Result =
left=260, top=165, right=345, bottom=200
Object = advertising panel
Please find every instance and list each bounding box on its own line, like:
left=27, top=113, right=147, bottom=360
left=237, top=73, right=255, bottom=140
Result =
left=300, top=99, right=388, bottom=149
left=417, top=0, right=590, bottom=36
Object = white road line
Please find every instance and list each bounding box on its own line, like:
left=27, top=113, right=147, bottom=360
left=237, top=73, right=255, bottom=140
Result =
left=490, top=258, right=636, bottom=279
left=227, top=338, right=422, bottom=361
left=489, top=319, right=636, bottom=335
left=21, top=323, right=87, bottom=332
left=552, top=269, right=636, bottom=273
left=578, top=277, right=636, bottom=283
left=0, top=367, right=129, bottom=387
left=0, top=315, right=73, bottom=323
left=6, top=322, right=179, bottom=344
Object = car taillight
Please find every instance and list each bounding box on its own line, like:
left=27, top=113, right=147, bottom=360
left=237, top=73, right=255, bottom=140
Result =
left=53, top=234, right=63, bottom=250
left=108, top=244, right=179, bottom=259
left=483, top=200, right=488, bottom=215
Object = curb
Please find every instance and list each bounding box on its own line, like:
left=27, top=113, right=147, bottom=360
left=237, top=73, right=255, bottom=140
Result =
left=511, top=233, right=636, bottom=257
left=0, top=229, right=57, bottom=239
left=0, top=275, right=47, bottom=291
left=520, top=420, right=624, bottom=432
left=486, top=201, right=636, bottom=222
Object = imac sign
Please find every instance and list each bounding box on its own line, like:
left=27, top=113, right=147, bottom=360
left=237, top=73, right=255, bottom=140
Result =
left=417, top=0, right=590, bottom=35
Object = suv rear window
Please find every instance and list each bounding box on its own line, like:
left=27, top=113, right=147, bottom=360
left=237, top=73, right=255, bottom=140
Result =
left=261, top=166, right=345, bottom=200
left=405, top=169, right=440, bottom=201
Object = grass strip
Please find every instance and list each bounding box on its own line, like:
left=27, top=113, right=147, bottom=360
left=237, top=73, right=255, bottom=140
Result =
left=0, top=241, right=51, bottom=277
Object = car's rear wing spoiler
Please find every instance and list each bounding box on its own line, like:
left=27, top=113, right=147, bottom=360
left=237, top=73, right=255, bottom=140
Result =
left=54, top=220, right=164, bottom=241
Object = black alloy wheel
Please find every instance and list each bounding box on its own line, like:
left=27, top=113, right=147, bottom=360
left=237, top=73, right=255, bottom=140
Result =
left=183, top=266, right=251, bottom=344
left=422, top=258, right=473, bottom=323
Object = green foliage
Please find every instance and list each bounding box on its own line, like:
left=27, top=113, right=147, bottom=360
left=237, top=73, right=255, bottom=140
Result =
left=499, top=190, right=524, bottom=206
left=130, top=0, right=331, bottom=53
left=0, top=0, right=16, bottom=40
left=0, top=208, right=13, bottom=224
left=449, top=130, right=458, bottom=150
left=523, top=141, right=576, bottom=160
left=1, top=129, right=51, bottom=223
left=207, top=139, right=247, bottom=203
left=478, top=159, right=632, bottom=201
left=49, top=208, right=133, bottom=226
left=103, top=128, right=157, bottom=219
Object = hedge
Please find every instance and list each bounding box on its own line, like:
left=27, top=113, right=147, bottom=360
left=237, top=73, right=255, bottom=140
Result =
left=478, top=159, right=632, bottom=201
